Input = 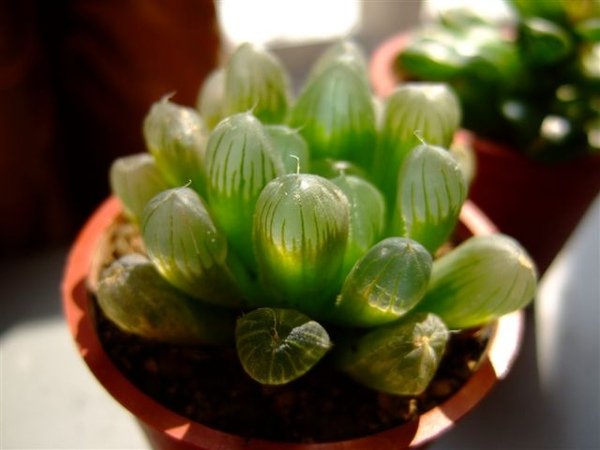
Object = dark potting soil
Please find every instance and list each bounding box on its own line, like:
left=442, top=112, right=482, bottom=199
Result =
left=92, top=214, right=491, bottom=443
left=95, top=301, right=489, bottom=443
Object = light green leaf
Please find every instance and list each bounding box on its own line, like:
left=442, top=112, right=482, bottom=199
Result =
left=288, top=61, right=376, bottom=168
left=393, top=143, right=467, bottom=254
left=196, top=68, right=225, bottom=130
left=109, top=153, right=171, bottom=223
left=236, top=308, right=331, bottom=385
left=97, top=254, right=236, bottom=345
left=205, top=112, right=285, bottom=268
left=253, top=173, right=349, bottom=315
left=143, top=96, right=208, bottom=195
left=264, top=124, right=310, bottom=173
left=332, top=237, right=432, bottom=327
left=331, top=174, right=387, bottom=276
left=416, top=234, right=538, bottom=329
left=373, top=83, right=461, bottom=208
left=224, top=43, right=290, bottom=123
left=142, top=187, right=240, bottom=307
left=336, top=312, right=449, bottom=395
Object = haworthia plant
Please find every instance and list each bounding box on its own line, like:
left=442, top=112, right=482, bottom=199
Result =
left=109, top=153, right=171, bottom=223
left=415, top=234, right=538, bottom=329
left=252, top=173, right=349, bottom=316
left=205, top=112, right=285, bottom=268
left=143, top=97, right=208, bottom=196
left=101, top=39, right=538, bottom=395
left=236, top=308, right=331, bottom=385
left=331, top=237, right=432, bottom=327
left=141, top=187, right=240, bottom=307
left=336, top=312, right=449, bottom=395
left=97, top=254, right=236, bottom=345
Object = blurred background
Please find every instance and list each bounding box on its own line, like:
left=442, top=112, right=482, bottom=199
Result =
left=1, top=1, right=598, bottom=448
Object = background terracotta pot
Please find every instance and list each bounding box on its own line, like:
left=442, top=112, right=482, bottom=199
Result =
left=465, top=134, right=600, bottom=274
left=369, top=32, right=600, bottom=274
left=62, top=196, right=525, bottom=450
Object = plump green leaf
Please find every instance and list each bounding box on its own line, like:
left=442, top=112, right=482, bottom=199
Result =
left=397, top=29, right=465, bottom=80
left=336, top=312, right=449, bottom=395
left=224, top=43, right=290, bottom=124
left=288, top=61, right=376, bottom=168
left=393, top=143, right=467, bottom=254
left=205, top=112, right=285, bottom=268
left=519, top=18, right=573, bottom=66
left=253, top=174, right=349, bottom=315
left=196, top=68, right=225, bottom=130
left=236, top=308, right=331, bottom=385
left=97, top=254, right=236, bottom=344
left=416, top=234, right=538, bottom=329
left=109, top=153, right=171, bottom=223
left=307, top=39, right=369, bottom=87
left=331, top=238, right=432, bottom=327
left=311, top=158, right=369, bottom=180
left=264, top=125, right=310, bottom=173
left=143, top=96, right=208, bottom=195
left=331, top=175, right=386, bottom=276
left=142, top=187, right=240, bottom=307
left=373, top=83, right=461, bottom=208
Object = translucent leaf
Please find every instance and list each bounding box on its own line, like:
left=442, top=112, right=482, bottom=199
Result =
left=224, top=43, right=290, bottom=124
left=393, top=143, right=467, bottom=254
left=196, top=68, right=225, bottom=130
left=336, top=312, right=449, bottom=395
left=205, top=112, right=285, bottom=267
left=142, top=187, right=240, bottom=307
left=307, top=39, right=369, bottom=87
left=311, top=158, right=368, bottom=180
left=373, top=83, right=461, bottom=208
left=264, top=125, right=310, bottom=173
left=97, top=254, right=236, bottom=345
left=397, top=30, right=465, bottom=80
left=519, top=17, right=573, bottom=65
left=253, top=173, right=349, bottom=316
left=288, top=61, right=376, bottom=168
left=331, top=175, right=386, bottom=276
left=109, top=153, right=171, bottom=223
left=416, top=234, right=538, bottom=329
left=143, top=96, right=208, bottom=195
left=236, top=308, right=331, bottom=385
left=332, top=237, right=432, bottom=327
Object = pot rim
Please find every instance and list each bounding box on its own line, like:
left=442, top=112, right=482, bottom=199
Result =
left=62, top=196, right=524, bottom=450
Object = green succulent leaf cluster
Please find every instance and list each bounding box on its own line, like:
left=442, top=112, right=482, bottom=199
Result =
left=101, top=40, right=537, bottom=395
left=395, top=0, right=600, bottom=161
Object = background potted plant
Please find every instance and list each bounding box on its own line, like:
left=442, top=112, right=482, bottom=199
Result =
left=63, top=40, right=537, bottom=449
left=370, top=0, right=600, bottom=274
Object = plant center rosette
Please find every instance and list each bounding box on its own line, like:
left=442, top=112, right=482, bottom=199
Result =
left=95, top=40, right=538, bottom=442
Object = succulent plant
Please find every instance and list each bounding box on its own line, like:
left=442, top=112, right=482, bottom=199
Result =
left=101, top=40, right=537, bottom=395
left=394, top=0, right=600, bottom=162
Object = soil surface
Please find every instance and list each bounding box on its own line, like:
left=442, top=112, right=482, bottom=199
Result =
left=92, top=214, right=491, bottom=443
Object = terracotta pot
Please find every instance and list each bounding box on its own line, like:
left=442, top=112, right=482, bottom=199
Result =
left=62, top=196, right=525, bottom=450
left=466, top=134, right=600, bottom=274
left=369, top=32, right=600, bottom=274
